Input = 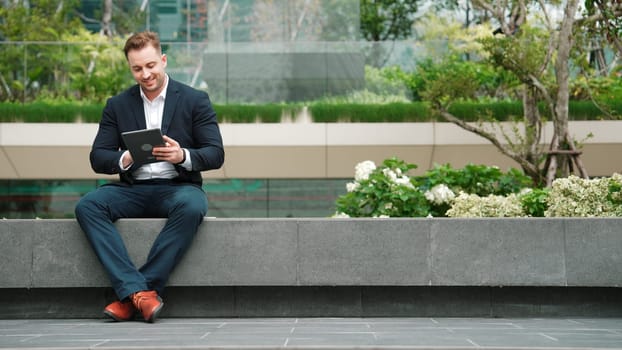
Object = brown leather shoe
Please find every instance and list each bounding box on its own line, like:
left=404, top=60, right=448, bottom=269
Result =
left=131, top=290, right=163, bottom=323
left=103, top=300, right=136, bottom=321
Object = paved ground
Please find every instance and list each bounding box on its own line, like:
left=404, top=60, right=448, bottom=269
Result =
left=1, top=317, right=622, bottom=350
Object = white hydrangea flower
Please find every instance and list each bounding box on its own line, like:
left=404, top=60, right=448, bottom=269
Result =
left=424, top=184, right=455, bottom=205
left=382, top=168, right=413, bottom=188
left=346, top=182, right=360, bottom=192
left=394, top=175, right=414, bottom=188
left=382, top=168, right=397, bottom=181
left=354, top=160, right=376, bottom=181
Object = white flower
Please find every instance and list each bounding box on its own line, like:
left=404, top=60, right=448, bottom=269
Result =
left=384, top=202, right=393, bottom=210
left=354, top=160, right=376, bottom=181
left=395, top=175, right=414, bottom=188
left=382, top=168, right=397, bottom=181
left=424, top=184, right=455, bottom=205
left=332, top=212, right=350, bottom=218
left=346, top=182, right=360, bottom=192
left=382, top=168, right=413, bottom=188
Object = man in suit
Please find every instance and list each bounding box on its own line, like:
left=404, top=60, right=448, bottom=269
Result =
left=75, top=31, right=224, bottom=323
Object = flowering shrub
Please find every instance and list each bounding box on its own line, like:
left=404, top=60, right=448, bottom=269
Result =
left=544, top=174, right=622, bottom=217
left=335, top=158, right=622, bottom=218
left=335, top=157, right=430, bottom=217
left=416, top=163, right=532, bottom=197
left=446, top=192, right=524, bottom=217
left=334, top=158, right=530, bottom=218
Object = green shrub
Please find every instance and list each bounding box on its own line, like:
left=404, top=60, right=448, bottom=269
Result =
left=519, top=188, right=549, bottom=217
left=334, top=158, right=431, bottom=217
left=309, top=102, right=430, bottom=122
left=334, top=158, right=532, bottom=218
left=545, top=174, right=622, bottom=217
left=1, top=100, right=619, bottom=123
left=216, top=104, right=293, bottom=123
left=445, top=192, right=525, bottom=217
left=416, top=163, right=531, bottom=197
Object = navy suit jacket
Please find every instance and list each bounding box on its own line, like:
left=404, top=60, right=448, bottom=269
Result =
left=90, top=78, right=225, bottom=186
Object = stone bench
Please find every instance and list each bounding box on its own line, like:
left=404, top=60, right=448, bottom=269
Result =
left=1, top=218, right=621, bottom=318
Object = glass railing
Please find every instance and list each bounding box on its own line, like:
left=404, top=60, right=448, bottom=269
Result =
left=0, top=40, right=447, bottom=104
left=0, top=178, right=349, bottom=219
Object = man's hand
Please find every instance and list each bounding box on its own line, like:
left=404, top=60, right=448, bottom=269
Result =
left=153, top=135, right=185, bottom=164
left=121, top=151, right=134, bottom=169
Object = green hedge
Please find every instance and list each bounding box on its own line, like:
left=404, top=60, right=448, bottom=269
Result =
left=0, top=100, right=619, bottom=123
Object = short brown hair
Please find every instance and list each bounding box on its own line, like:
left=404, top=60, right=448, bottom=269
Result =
left=123, top=31, right=162, bottom=59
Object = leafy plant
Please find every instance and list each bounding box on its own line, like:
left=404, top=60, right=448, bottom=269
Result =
left=416, top=163, right=531, bottom=197
left=520, top=188, right=549, bottom=217
left=545, top=174, right=622, bottom=217
left=334, top=157, right=430, bottom=217
left=334, top=157, right=533, bottom=218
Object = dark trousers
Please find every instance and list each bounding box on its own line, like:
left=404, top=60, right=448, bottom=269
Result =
left=74, top=182, right=207, bottom=301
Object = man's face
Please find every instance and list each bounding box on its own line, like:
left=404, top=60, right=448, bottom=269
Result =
left=127, top=44, right=167, bottom=100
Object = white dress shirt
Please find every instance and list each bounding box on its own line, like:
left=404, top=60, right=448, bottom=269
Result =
left=120, top=75, right=191, bottom=180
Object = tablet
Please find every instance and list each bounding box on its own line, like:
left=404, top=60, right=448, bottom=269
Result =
left=121, top=128, right=165, bottom=165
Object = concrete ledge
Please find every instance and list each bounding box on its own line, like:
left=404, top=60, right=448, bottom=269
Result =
left=2, top=218, right=622, bottom=288
left=2, top=218, right=622, bottom=318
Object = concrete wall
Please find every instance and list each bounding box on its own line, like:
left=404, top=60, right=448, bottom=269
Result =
left=2, top=218, right=622, bottom=289
left=2, top=218, right=622, bottom=318
left=2, top=121, right=622, bottom=180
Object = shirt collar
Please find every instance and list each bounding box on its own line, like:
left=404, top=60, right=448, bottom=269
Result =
left=140, top=74, right=169, bottom=103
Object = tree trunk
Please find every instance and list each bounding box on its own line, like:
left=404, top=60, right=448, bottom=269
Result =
left=552, top=0, right=581, bottom=179
left=101, top=0, right=113, bottom=37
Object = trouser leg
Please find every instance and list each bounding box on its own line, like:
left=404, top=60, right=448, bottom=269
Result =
left=139, top=184, right=207, bottom=294
left=75, top=185, right=149, bottom=300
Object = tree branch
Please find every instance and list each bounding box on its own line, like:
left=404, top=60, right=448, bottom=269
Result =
left=437, top=107, right=540, bottom=176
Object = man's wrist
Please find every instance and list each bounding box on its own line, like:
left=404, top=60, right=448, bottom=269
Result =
left=176, top=148, right=187, bottom=165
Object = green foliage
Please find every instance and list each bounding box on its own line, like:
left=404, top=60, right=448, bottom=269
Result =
left=480, top=25, right=551, bottom=84
left=335, top=158, right=431, bottom=217
left=0, top=101, right=104, bottom=122
left=0, top=0, right=84, bottom=101
left=520, top=188, right=549, bottom=217
left=0, top=0, right=82, bottom=41
left=417, top=163, right=532, bottom=197
left=2, top=100, right=619, bottom=123
left=335, top=157, right=533, bottom=218
left=545, top=174, right=622, bottom=217
left=412, top=57, right=520, bottom=102
left=360, top=0, right=419, bottom=41
left=362, top=65, right=412, bottom=101
left=309, top=103, right=429, bottom=122
left=63, top=29, right=132, bottom=103
left=446, top=192, right=524, bottom=217
left=216, top=104, right=292, bottom=123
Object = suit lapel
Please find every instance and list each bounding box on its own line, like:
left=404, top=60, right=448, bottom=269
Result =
left=130, top=86, right=147, bottom=130
left=161, top=79, right=179, bottom=135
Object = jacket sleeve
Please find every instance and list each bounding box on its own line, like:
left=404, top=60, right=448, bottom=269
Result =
left=89, top=98, right=126, bottom=175
left=185, top=91, right=225, bottom=172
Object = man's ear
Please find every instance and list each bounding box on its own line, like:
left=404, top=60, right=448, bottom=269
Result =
left=162, top=54, right=167, bottom=68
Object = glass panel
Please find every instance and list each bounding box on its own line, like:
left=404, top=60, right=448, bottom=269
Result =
left=0, top=179, right=349, bottom=219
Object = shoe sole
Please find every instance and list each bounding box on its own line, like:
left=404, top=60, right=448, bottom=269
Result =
left=103, top=310, right=131, bottom=322
left=145, top=301, right=164, bottom=323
